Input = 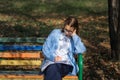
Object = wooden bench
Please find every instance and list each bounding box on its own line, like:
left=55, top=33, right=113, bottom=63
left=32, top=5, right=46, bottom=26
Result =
left=0, top=37, right=83, bottom=80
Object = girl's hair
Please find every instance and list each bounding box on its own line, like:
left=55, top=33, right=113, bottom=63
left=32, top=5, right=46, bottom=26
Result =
left=62, top=16, right=79, bottom=34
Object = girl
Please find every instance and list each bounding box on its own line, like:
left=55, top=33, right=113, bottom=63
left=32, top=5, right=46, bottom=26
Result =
left=40, top=16, right=86, bottom=80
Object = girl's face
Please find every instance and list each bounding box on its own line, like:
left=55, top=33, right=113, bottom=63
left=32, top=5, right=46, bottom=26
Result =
left=64, top=25, right=75, bottom=37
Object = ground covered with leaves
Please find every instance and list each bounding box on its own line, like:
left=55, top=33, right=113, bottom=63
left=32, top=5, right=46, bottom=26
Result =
left=0, top=0, right=120, bottom=80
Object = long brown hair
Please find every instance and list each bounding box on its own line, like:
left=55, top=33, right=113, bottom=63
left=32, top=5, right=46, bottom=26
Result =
left=62, top=16, right=79, bottom=35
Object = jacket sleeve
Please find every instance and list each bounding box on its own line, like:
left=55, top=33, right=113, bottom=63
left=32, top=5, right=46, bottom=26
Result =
left=72, top=34, right=86, bottom=54
left=42, top=29, right=56, bottom=61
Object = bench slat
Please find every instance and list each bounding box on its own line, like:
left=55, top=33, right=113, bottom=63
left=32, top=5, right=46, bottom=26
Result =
left=0, top=52, right=43, bottom=59
left=0, top=71, right=39, bottom=75
left=0, top=45, right=42, bottom=51
left=0, top=60, right=41, bottom=66
left=0, top=37, right=45, bottom=43
left=0, top=75, right=78, bottom=79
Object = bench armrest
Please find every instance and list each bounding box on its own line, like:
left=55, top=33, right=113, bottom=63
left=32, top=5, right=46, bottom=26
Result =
left=78, top=54, right=83, bottom=80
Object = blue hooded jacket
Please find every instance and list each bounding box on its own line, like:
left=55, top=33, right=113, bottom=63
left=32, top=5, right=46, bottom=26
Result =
left=40, top=29, right=86, bottom=75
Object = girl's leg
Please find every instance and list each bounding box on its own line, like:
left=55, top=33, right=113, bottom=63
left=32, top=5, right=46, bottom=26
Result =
left=60, top=64, right=73, bottom=77
left=44, top=63, right=73, bottom=80
left=44, top=64, right=62, bottom=80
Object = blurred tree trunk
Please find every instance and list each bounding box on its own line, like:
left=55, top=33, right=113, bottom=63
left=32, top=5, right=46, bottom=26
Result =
left=108, top=0, right=120, bottom=60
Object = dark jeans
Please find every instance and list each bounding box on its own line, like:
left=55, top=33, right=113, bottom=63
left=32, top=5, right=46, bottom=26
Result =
left=43, top=63, right=73, bottom=80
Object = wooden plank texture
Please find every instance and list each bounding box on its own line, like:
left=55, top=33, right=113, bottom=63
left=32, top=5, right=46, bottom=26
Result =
left=0, top=71, right=40, bottom=75
left=0, top=75, right=78, bottom=80
left=0, top=52, right=43, bottom=59
left=0, top=37, right=45, bottom=43
left=0, top=78, right=78, bottom=80
left=0, top=45, right=42, bottom=51
left=0, top=60, right=41, bottom=65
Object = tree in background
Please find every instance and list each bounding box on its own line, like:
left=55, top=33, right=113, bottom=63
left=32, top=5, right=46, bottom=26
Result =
left=108, top=0, right=120, bottom=60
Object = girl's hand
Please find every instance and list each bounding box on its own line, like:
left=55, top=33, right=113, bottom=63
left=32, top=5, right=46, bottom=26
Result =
left=72, top=29, right=76, bottom=36
left=54, top=56, right=62, bottom=62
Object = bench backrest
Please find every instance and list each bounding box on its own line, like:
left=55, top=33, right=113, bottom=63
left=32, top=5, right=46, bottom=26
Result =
left=0, top=37, right=45, bottom=74
left=0, top=37, right=83, bottom=80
